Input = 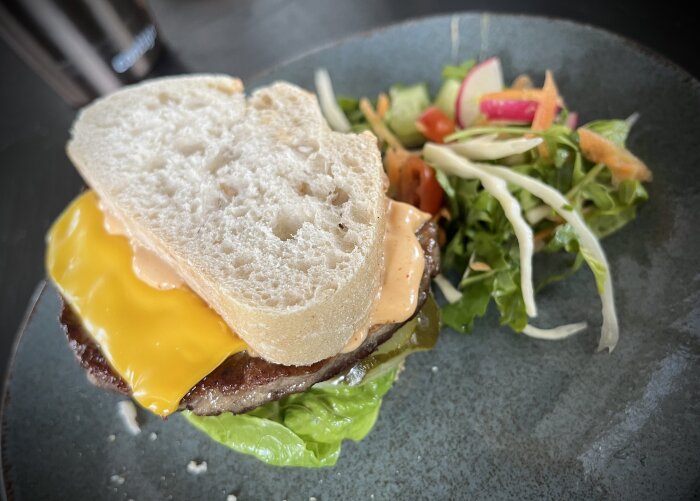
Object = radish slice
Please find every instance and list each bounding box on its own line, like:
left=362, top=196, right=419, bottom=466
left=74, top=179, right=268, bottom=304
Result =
left=455, top=57, right=504, bottom=128
left=480, top=99, right=538, bottom=122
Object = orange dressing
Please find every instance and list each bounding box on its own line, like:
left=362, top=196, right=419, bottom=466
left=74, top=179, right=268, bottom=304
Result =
left=341, top=200, right=430, bottom=353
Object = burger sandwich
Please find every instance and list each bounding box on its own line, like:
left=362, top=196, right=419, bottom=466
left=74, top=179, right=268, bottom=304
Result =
left=45, top=75, right=440, bottom=467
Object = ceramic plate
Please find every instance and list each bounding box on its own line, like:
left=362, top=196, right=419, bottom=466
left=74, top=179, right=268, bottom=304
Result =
left=2, top=13, right=699, bottom=501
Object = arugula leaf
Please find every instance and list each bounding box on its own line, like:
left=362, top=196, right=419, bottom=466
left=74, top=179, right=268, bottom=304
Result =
left=442, top=281, right=491, bottom=333
left=336, top=96, right=369, bottom=126
left=545, top=223, right=580, bottom=253
left=583, top=183, right=615, bottom=210
left=493, top=273, right=528, bottom=331
left=617, top=179, right=648, bottom=206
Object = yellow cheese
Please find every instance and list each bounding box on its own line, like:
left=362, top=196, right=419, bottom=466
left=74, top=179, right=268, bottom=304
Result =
left=46, top=192, right=247, bottom=416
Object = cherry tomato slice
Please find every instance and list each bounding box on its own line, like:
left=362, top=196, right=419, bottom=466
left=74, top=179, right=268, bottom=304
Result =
left=416, top=106, right=456, bottom=144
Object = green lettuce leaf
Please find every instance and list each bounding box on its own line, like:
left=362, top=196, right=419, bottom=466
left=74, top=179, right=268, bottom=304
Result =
left=184, top=370, right=395, bottom=468
left=442, top=281, right=491, bottom=333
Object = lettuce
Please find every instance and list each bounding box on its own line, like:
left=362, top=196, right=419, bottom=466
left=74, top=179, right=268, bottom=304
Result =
left=184, top=370, right=395, bottom=468
left=183, top=297, right=440, bottom=467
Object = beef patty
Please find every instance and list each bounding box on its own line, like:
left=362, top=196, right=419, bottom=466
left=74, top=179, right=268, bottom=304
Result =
left=60, top=221, right=439, bottom=416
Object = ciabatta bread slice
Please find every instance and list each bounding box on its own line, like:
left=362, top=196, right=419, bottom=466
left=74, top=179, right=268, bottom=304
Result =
left=67, top=75, right=386, bottom=366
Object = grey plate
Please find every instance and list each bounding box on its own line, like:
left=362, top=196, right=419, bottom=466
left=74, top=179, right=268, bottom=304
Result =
left=2, top=13, right=699, bottom=501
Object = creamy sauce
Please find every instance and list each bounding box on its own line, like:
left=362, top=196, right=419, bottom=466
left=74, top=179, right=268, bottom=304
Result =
left=370, top=200, right=430, bottom=324
left=101, top=208, right=127, bottom=235
left=341, top=199, right=430, bottom=353
left=131, top=245, right=185, bottom=290
left=100, top=203, right=185, bottom=290
left=340, top=318, right=372, bottom=354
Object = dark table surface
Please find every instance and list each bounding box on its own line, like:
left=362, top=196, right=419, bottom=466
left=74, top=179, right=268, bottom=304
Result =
left=0, top=0, right=697, bottom=381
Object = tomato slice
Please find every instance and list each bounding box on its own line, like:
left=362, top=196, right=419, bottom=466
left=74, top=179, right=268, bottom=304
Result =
left=416, top=106, right=455, bottom=144
left=398, top=155, right=444, bottom=215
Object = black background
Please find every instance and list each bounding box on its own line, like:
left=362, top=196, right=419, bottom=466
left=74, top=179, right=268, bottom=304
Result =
left=0, top=0, right=697, bottom=379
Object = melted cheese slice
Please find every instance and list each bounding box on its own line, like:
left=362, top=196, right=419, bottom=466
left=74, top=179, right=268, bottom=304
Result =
left=46, top=192, right=247, bottom=416
left=46, top=192, right=430, bottom=418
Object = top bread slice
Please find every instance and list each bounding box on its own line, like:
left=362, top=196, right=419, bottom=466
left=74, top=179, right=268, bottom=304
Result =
left=67, top=75, right=387, bottom=366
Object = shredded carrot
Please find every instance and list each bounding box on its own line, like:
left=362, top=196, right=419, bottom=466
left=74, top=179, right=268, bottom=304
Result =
left=481, top=88, right=564, bottom=107
left=359, top=98, right=403, bottom=151
left=512, top=74, right=534, bottom=90
left=531, top=70, right=560, bottom=157
left=376, top=93, right=390, bottom=118
left=384, top=147, right=409, bottom=197
left=578, top=128, right=653, bottom=183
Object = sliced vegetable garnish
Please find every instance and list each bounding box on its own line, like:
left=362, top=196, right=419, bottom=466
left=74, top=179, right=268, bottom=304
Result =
left=314, top=68, right=351, bottom=132
left=398, top=155, right=444, bottom=215
left=480, top=99, right=539, bottom=123
left=455, top=57, right=504, bottom=128
left=434, top=273, right=463, bottom=304
left=424, top=144, right=536, bottom=318
left=522, top=322, right=588, bottom=340
left=359, top=98, right=403, bottom=150
left=423, top=144, right=620, bottom=352
left=531, top=70, right=560, bottom=156
left=416, top=106, right=455, bottom=143
left=448, top=135, right=543, bottom=160
left=386, top=83, right=431, bottom=147
left=578, top=127, right=653, bottom=183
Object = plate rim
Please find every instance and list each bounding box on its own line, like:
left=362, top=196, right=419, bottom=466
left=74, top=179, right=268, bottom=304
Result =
left=1, top=280, right=47, bottom=501
left=246, top=11, right=700, bottom=89
left=3, top=11, right=699, bottom=499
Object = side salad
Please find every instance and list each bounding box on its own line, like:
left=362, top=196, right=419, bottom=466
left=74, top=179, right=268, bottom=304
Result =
left=316, top=57, right=651, bottom=351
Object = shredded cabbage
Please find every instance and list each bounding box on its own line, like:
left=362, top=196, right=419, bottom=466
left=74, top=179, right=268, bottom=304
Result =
left=434, top=273, right=463, bottom=304
left=424, top=144, right=619, bottom=352
left=449, top=135, right=543, bottom=160
left=425, top=145, right=537, bottom=318
left=523, top=322, right=588, bottom=340
left=314, top=68, right=351, bottom=132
